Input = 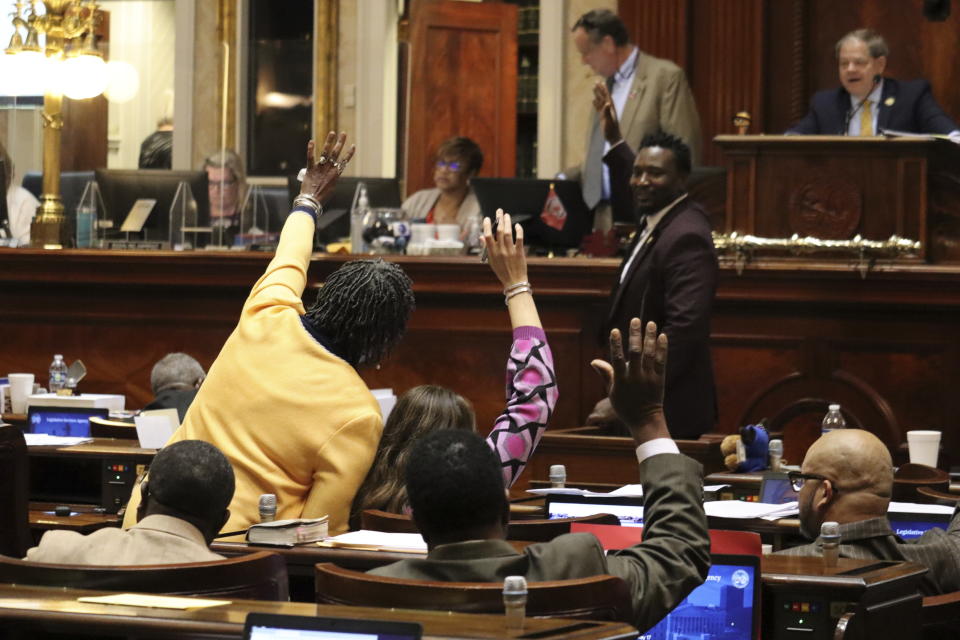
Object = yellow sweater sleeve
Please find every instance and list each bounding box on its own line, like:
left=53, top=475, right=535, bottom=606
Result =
left=302, top=411, right=383, bottom=535
left=244, top=211, right=315, bottom=316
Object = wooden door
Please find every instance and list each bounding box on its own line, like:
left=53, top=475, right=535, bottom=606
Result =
left=405, top=0, right=517, bottom=196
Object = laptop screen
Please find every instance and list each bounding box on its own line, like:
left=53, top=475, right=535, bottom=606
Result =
left=546, top=495, right=645, bottom=527
left=639, top=554, right=760, bottom=640
left=245, top=615, right=421, bottom=640
left=27, top=406, right=109, bottom=437
left=759, top=472, right=799, bottom=505
left=888, top=513, right=952, bottom=540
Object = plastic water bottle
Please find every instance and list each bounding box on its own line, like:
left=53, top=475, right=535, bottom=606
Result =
left=350, top=185, right=369, bottom=254
left=503, top=575, right=527, bottom=632
left=821, top=404, right=846, bottom=434
left=820, top=521, right=841, bottom=567
left=49, top=354, right=68, bottom=393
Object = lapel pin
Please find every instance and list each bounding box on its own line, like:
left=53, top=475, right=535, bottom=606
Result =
left=884, top=97, right=895, bottom=106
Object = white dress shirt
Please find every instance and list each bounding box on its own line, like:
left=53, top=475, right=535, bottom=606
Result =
left=602, top=47, right=640, bottom=200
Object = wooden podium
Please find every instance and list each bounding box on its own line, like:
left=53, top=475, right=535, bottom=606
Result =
left=714, top=136, right=960, bottom=263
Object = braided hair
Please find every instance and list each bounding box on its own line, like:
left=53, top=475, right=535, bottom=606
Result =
left=304, top=259, right=415, bottom=366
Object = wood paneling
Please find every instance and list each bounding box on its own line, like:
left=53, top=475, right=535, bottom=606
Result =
left=620, top=0, right=960, bottom=165
left=405, top=1, right=517, bottom=195
left=3, top=249, right=960, bottom=475
left=617, top=0, right=690, bottom=69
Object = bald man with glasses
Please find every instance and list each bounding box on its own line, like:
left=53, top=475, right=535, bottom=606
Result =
left=777, top=429, right=960, bottom=596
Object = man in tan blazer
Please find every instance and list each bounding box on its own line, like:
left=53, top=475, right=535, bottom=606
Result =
left=370, top=320, right=710, bottom=633
left=26, top=440, right=233, bottom=565
left=564, top=9, right=701, bottom=226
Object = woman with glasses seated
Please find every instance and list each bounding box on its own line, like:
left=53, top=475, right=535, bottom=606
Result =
left=203, top=149, right=246, bottom=244
left=401, top=136, right=483, bottom=245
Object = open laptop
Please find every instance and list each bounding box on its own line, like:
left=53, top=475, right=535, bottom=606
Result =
left=887, top=507, right=954, bottom=541
left=471, top=178, right=593, bottom=250
left=639, top=553, right=761, bottom=640
left=26, top=405, right=109, bottom=438
left=244, top=614, right=421, bottom=640
left=759, top=472, right=799, bottom=505
left=545, top=494, right=645, bottom=527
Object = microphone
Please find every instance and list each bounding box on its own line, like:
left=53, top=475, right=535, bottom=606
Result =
left=842, top=75, right=881, bottom=135
left=258, top=493, right=277, bottom=523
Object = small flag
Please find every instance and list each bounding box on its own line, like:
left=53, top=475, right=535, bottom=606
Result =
left=540, top=183, right=567, bottom=231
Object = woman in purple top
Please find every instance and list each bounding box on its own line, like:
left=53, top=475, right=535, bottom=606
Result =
left=349, top=210, right=557, bottom=528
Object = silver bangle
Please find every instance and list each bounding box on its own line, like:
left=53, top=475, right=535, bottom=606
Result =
left=504, top=286, right=532, bottom=305
left=293, top=193, right=322, bottom=216
left=503, top=280, right=531, bottom=295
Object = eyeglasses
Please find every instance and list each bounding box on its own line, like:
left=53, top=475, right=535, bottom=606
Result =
left=788, top=471, right=834, bottom=493
left=435, top=160, right=462, bottom=172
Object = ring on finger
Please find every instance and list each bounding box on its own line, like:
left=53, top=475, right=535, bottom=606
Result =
left=318, top=155, right=328, bottom=165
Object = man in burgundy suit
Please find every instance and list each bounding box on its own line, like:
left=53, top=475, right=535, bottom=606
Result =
left=587, top=84, right=718, bottom=439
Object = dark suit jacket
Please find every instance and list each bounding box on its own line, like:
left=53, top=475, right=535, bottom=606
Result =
left=144, top=388, right=198, bottom=423
left=370, top=454, right=710, bottom=633
left=778, top=507, right=960, bottom=596
left=787, top=78, right=959, bottom=135
left=602, top=143, right=718, bottom=439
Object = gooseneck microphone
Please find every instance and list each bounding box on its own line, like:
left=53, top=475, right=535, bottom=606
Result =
left=842, top=74, right=881, bottom=135
left=258, top=493, right=277, bottom=523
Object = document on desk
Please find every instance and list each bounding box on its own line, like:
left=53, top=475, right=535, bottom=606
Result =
left=704, top=500, right=799, bottom=520
left=23, top=433, right=93, bottom=447
left=319, top=530, right=427, bottom=554
left=77, top=593, right=231, bottom=610
left=528, top=484, right=730, bottom=497
left=888, top=501, right=956, bottom=515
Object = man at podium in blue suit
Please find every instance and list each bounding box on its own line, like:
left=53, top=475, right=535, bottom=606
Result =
left=787, top=28, right=960, bottom=140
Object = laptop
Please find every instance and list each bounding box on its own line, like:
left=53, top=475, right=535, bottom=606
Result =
left=638, top=553, right=761, bottom=640
left=545, top=494, right=645, bottom=527
left=759, top=472, right=799, bottom=505
left=244, top=614, right=422, bottom=640
left=470, top=178, right=593, bottom=250
left=26, top=405, right=109, bottom=438
left=887, top=507, right=954, bottom=541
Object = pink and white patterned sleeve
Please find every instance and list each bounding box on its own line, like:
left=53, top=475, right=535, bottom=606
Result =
left=486, top=326, right=558, bottom=487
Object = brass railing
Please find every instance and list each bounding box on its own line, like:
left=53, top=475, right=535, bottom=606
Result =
left=712, top=232, right=922, bottom=278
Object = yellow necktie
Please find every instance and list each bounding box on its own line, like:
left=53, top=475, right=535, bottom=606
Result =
left=859, top=101, right=873, bottom=136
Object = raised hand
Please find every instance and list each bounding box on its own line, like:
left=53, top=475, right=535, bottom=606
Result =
left=481, top=208, right=527, bottom=289
left=590, top=319, right=670, bottom=444
left=592, top=81, right=623, bottom=146
left=301, top=132, right=356, bottom=204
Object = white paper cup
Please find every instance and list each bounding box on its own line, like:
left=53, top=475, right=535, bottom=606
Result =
left=906, top=430, right=941, bottom=467
left=435, top=224, right=461, bottom=242
left=410, top=223, right=434, bottom=244
left=8, top=373, right=35, bottom=414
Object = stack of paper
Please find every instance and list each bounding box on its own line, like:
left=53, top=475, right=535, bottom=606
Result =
left=320, top=530, right=427, bottom=554
left=888, top=502, right=956, bottom=515
left=527, top=483, right=730, bottom=498
left=704, top=500, right=799, bottom=520
left=24, top=433, right=93, bottom=447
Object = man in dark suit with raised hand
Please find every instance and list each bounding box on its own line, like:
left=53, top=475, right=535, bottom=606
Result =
left=586, top=88, right=718, bottom=439
left=787, top=28, right=960, bottom=139
left=370, top=319, right=710, bottom=633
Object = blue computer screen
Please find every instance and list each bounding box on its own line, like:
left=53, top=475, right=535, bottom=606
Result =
left=639, top=563, right=756, bottom=640
left=29, top=410, right=94, bottom=437
left=889, top=519, right=946, bottom=540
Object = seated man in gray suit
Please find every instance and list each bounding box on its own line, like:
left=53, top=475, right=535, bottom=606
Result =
left=370, top=319, right=710, bottom=633
left=777, top=429, right=960, bottom=596
left=26, top=440, right=233, bottom=565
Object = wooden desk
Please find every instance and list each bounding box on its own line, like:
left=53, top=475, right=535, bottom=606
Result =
left=29, top=502, right=120, bottom=536
left=27, top=437, right=156, bottom=462
left=210, top=540, right=535, bottom=603
left=0, top=583, right=637, bottom=640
